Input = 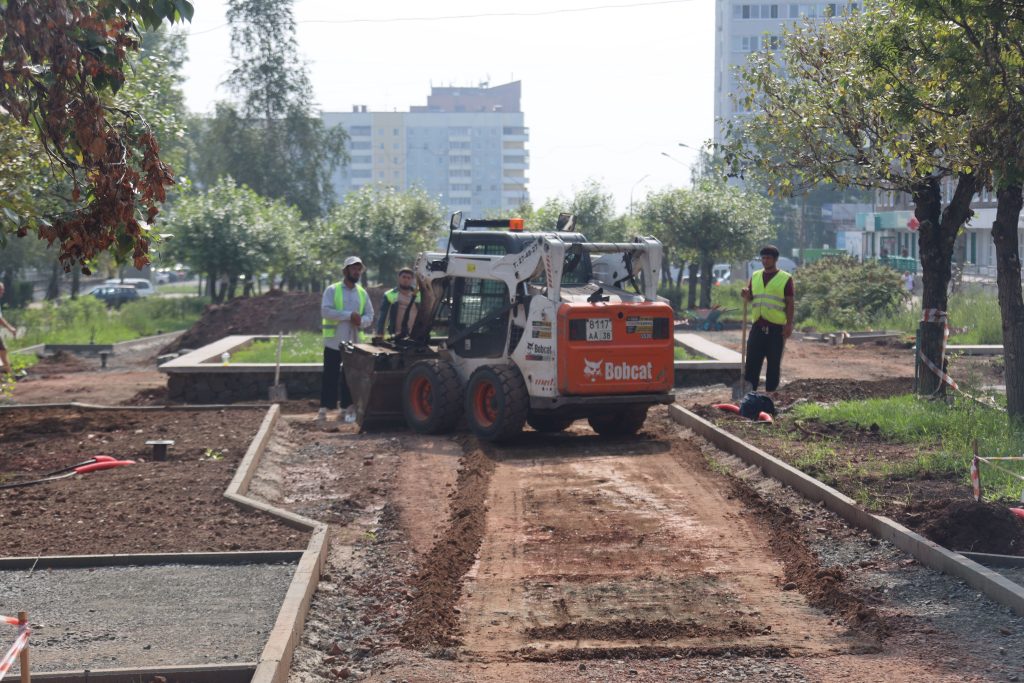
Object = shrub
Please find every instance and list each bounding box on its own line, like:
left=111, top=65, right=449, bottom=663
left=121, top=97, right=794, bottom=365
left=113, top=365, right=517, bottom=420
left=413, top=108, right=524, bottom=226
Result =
left=796, top=255, right=907, bottom=329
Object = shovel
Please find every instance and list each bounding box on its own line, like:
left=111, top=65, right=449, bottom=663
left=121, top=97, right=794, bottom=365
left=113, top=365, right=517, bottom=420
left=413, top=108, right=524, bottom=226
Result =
left=732, top=298, right=751, bottom=400
left=268, top=332, right=288, bottom=403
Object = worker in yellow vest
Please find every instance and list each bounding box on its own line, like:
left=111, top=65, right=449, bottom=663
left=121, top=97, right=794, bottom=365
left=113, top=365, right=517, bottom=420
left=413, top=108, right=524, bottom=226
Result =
left=376, top=267, right=421, bottom=340
left=740, top=245, right=795, bottom=394
left=317, top=255, right=375, bottom=425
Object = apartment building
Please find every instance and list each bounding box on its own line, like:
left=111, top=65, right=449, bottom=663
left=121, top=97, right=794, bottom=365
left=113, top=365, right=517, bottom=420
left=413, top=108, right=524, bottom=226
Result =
left=714, top=1, right=861, bottom=143
left=322, top=81, right=529, bottom=217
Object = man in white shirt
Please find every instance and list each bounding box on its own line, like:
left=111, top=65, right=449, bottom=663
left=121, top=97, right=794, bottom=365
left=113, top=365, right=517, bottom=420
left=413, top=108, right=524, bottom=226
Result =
left=317, top=256, right=375, bottom=424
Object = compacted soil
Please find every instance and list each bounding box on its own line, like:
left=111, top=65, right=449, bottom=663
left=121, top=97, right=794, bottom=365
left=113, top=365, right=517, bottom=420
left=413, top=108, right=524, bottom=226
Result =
left=0, top=407, right=306, bottom=555
left=248, top=410, right=1024, bottom=683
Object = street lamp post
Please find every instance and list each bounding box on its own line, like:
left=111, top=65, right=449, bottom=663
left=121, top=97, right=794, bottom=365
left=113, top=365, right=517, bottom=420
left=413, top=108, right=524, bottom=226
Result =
left=629, top=174, right=650, bottom=215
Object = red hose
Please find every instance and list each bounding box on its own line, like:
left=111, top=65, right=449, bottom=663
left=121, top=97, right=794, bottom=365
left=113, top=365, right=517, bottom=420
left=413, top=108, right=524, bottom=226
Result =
left=1010, top=508, right=1024, bottom=520
left=73, top=460, right=135, bottom=474
left=713, top=403, right=740, bottom=414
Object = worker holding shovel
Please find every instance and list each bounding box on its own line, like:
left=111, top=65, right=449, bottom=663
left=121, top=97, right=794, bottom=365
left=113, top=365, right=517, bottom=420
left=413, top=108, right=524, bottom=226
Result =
left=740, top=245, right=795, bottom=396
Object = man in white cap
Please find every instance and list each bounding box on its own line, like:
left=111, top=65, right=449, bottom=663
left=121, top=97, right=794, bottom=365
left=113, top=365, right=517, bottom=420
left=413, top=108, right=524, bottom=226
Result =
left=317, top=255, right=374, bottom=424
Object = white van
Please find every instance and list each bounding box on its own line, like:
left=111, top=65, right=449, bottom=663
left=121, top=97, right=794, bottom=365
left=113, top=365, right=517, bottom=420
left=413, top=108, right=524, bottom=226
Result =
left=105, top=278, right=155, bottom=297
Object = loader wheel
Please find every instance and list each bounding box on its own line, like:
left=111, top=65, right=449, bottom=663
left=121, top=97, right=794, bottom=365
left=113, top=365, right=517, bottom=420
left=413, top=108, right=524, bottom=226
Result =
left=403, top=360, right=463, bottom=434
left=466, top=365, right=528, bottom=441
left=526, top=413, right=574, bottom=433
left=588, top=406, right=649, bottom=437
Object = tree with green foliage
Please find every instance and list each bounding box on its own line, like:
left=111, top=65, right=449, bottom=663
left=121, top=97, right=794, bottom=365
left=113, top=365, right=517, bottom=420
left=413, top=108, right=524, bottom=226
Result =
left=640, top=182, right=775, bottom=308
left=902, top=0, right=1024, bottom=419
left=726, top=1, right=980, bottom=397
left=532, top=180, right=630, bottom=242
left=321, top=185, right=445, bottom=286
left=192, top=0, right=347, bottom=220
left=167, top=178, right=301, bottom=302
left=0, top=0, right=193, bottom=271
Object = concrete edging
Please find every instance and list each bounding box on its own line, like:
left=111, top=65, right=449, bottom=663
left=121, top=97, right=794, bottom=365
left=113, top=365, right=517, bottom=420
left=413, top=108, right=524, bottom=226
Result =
left=668, top=404, right=1024, bottom=617
left=225, top=404, right=330, bottom=683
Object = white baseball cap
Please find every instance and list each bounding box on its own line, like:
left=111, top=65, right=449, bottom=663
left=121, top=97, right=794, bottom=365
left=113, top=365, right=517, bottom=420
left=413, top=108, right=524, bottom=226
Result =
left=343, top=255, right=364, bottom=268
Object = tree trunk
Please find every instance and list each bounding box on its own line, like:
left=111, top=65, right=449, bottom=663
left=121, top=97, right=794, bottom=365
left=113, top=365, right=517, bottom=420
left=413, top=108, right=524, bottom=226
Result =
left=699, top=257, right=715, bottom=308
left=46, top=262, right=60, bottom=300
left=914, top=173, right=977, bottom=395
left=71, top=268, right=80, bottom=299
left=992, top=183, right=1024, bottom=421
left=687, top=263, right=698, bottom=309
left=675, top=260, right=686, bottom=288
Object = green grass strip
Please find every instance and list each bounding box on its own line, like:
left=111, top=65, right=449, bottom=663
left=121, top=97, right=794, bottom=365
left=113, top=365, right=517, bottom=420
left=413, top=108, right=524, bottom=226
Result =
left=790, top=395, right=1024, bottom=502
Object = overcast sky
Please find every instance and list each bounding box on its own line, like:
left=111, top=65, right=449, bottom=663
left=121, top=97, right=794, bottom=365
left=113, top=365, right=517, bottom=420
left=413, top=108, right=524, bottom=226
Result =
left=181, top=0, right=714, bottom=214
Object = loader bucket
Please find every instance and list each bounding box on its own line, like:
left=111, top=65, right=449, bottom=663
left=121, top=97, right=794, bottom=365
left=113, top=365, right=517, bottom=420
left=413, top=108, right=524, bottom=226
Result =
left=342, top=343, right=409, bottom=431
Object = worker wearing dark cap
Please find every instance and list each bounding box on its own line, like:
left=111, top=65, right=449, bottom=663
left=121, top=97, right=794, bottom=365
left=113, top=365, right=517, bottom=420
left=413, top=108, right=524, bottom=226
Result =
left=740, top=245, right=794, bottom=393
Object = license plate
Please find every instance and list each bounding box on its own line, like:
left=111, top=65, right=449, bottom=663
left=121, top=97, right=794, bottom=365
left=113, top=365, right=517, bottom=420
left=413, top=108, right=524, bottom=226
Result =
left=585, top=318, right=612, bottom=341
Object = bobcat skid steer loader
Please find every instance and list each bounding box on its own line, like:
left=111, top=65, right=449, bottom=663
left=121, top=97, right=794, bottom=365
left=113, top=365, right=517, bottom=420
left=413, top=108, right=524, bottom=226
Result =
left=343, top=212, right=675, bottom=441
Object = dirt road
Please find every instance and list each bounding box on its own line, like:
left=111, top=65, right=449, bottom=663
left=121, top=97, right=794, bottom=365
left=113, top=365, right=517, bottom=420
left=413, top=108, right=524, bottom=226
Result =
left=254, top=410, right=1022, bottom=683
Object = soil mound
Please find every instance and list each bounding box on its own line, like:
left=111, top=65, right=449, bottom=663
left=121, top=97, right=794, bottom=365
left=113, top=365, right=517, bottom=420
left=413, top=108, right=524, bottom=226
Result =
left=163, top=287, right=390, bottom=354
left=916, top=500, right=1024, bottom=555
left=776, top=378, right=912, bottom=404
left=162, top=290, right=322, bottom=353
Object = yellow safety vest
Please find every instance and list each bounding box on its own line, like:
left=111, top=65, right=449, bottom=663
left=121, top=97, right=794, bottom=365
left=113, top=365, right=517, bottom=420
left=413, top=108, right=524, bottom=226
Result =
left=751, top=269, right=791, bottom=325
left=322, top=282, right=368, bottom=339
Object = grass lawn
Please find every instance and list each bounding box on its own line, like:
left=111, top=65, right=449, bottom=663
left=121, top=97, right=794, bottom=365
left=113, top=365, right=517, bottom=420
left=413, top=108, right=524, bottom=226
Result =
left=720, top=393, right=1024, bottom=509
left=4, top=296, right=209, bottom=349
left=230, top=332, right=324, bottom=363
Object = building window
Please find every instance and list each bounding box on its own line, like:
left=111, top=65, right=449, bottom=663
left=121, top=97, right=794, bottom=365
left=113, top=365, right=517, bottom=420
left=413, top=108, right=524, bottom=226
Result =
left=350, top=141, right=371, bottom=150
left=349, top=126, right=371, bottom=136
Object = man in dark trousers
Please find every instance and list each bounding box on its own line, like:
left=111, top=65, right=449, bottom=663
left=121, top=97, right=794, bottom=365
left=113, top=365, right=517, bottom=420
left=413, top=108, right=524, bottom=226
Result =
left=741, top=245, right=795, bottom=394
left=317, top=256, right=375, bottom=425
left=376, top=267, right=420, bottom=340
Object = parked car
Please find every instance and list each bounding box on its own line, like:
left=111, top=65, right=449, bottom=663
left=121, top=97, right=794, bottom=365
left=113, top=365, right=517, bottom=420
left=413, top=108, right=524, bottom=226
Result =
left=104, top=277, right=155, bottom=297
left=89, top=285, right=140, bottom=308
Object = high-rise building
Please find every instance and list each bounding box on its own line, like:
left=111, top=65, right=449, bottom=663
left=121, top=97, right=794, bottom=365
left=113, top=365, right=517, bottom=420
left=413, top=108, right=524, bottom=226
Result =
left=714, top=2, right=860, bottom=144
left=322, top=81, right=529, bottom=217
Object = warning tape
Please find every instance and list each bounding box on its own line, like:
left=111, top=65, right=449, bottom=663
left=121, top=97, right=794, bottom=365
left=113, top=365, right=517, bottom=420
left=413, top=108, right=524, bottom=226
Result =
left=0, top=616, right=30, bottom=682
left=971, top=455, right=981, bottom=501
left=919, top=308, right=958, bottom=392
left=919, top=309, right=1007, bottom=413
left=971, top=456, right=1024, bottom=503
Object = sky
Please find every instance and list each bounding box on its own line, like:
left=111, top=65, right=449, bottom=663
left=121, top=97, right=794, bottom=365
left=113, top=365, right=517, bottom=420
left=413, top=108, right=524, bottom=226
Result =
left=180, top=0, right=714, bottom=214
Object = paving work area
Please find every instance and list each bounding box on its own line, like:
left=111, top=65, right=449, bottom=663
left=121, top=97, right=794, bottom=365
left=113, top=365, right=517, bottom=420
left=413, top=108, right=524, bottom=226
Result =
left=252, top=410, right=1024, bottom=682
left=0, top=562, right=294, bottom=673
left=4, top=293, right=1021, bottom=681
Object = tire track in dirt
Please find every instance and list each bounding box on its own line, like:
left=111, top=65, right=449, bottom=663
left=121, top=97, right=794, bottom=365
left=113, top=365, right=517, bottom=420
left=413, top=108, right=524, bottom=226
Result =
left=440, top=426, right=873, bottom=661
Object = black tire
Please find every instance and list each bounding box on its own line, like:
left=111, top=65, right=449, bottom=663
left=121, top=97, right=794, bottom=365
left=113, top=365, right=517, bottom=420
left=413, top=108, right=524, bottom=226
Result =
left=403, top=360, right=463, bottom=434
left=588, top=406, right=649, bottom=436
left=526, top=413, right=574, bottom=433
left=465, top=365, right=528, bottom=441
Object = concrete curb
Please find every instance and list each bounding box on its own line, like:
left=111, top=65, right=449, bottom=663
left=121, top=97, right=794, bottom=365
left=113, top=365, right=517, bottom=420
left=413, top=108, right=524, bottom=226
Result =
left=0, top=402, right=275, bottom=411
left=225, top=404, right=329, bottom=683
left=668, top=404, right=1024, bottom=617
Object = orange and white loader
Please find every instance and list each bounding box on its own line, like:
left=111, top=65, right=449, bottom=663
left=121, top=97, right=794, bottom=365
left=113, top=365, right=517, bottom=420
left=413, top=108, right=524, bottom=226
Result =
left=343, top=212, right=675, bottom=441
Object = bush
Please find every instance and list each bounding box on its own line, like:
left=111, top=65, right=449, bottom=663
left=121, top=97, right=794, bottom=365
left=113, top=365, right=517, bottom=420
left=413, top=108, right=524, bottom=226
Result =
left=796, top=255, right=907, bottom=329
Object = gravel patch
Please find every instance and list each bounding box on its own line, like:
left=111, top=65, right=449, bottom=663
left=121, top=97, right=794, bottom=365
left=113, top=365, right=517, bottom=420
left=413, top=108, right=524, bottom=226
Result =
left=2, top=562, right=295, bottom=673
